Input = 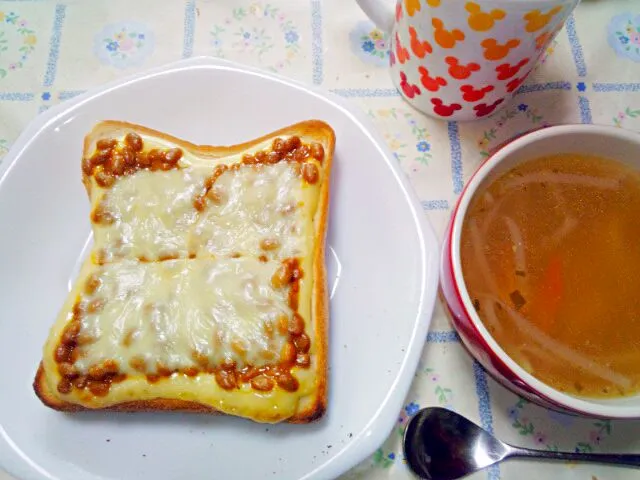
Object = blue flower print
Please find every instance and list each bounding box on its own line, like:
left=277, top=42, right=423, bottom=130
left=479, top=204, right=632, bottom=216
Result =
left=41, top=92, right=51, bottom=101
left=518, top=103, right=528, bottom=112
left=349, top=20, right=390, bottom=67
left=607, top=13, right=640, bottom=62
left=405, top=402, right=420, bottom=416
left=362, top=40, right=375, bottom=53
left=285, top=30, right=298, bottom=44
left=209, top=8, right=300, bottom=72
left=577, top=82, right=586, bottom=92
left=388, top=453, right=396, bottom=460
left=416, top=141, right=430, bottom=152
left=507, top=406, right=519, bottom=421
left=0, top=12, right=38, bottom=78
left=94, top=21, right=155, bottom=69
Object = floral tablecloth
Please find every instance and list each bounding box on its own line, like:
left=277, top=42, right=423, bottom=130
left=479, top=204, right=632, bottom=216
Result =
left=1, top=1, right=639, bottom=479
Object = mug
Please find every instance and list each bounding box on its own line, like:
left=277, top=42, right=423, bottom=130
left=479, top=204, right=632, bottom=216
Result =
left=355, top=0, right=580, bottom=121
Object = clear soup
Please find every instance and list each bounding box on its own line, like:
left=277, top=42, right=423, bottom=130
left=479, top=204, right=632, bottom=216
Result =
left=461, top=153, right=640, bottom=398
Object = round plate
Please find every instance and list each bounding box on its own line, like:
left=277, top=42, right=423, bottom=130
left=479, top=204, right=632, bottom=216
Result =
left=0, top=57, right=438, bottom=480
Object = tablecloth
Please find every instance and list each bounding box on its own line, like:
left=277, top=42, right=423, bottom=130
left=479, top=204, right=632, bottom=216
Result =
left=1, top=1, right=639, bottom=479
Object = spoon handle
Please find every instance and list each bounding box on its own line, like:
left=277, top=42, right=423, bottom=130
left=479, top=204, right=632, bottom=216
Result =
left=509, top=446, right=640, bottom=468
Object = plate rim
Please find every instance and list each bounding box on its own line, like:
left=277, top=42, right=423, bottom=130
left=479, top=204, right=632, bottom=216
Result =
left=0, top=56, right=440, bottom=480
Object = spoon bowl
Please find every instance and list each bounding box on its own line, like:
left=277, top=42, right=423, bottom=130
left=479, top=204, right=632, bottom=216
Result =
left=403, top=407, right=640, bottom=480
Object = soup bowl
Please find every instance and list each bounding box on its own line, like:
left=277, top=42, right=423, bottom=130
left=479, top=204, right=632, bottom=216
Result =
left=441, top=124, right=640, bottom=419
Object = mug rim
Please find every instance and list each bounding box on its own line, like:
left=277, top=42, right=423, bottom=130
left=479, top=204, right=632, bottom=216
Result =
left=448, top=123, right=640, bottom=418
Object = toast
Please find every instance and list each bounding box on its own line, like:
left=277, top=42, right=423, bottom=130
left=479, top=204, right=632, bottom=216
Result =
left=33, top=119, right=335, bottom=423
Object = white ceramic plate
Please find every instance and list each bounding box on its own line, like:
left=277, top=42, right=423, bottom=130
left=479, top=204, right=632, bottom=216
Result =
left=0, top=57, right=438, bottom=480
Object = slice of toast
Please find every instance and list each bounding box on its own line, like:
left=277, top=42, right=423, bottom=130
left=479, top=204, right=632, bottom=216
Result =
left=33, top=119, right=335, bottom=423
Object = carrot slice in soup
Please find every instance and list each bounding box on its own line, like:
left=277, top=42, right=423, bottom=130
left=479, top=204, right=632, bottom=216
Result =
left=533, top=253, right=563, bottom=332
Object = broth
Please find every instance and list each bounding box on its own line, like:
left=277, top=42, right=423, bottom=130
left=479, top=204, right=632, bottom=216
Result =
left=460, top=153, right=640, bottom=398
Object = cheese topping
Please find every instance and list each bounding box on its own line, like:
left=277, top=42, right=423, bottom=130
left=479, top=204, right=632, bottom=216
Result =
left=193, top=162, right=306, bottom=259
left=94, top=168, right=209, bottom=262
left=74, top=258, right=291, bottom=374
left=92, top=162, right=311, bottom=263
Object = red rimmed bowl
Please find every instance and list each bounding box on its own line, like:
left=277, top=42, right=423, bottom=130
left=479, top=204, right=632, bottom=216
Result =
left=441, top=124, right=640, bottom=419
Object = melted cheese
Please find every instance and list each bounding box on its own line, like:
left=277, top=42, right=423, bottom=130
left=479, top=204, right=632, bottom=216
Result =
left=74, top=258, right=291, bottom=374
left=94, top=168, right=209, bottom=262
left=193, top=162, right=306, bottom=259
left=91, top=157, right=315, bottom=263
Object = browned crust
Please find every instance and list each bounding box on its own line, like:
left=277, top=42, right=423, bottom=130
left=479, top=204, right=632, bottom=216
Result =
left=35, top=119, right=335, bottom=424
left=289, top=119, right=334, bottom=424
left=82, top=119, right=334, bottom=164
left=34, top=363, right=220, bottom=413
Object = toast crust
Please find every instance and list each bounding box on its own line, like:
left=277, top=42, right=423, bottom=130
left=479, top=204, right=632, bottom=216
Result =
left=33, top=119, right=335, bottom=424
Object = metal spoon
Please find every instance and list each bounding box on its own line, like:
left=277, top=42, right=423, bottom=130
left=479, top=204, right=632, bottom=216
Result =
left=403, top=407, right=640, bottom=480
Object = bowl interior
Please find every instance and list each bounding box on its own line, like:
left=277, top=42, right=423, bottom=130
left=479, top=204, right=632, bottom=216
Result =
left=451, top=124, right=640, bottom=418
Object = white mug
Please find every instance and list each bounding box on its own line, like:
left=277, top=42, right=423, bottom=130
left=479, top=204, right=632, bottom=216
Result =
left=355, top=0, right=580, bottom=121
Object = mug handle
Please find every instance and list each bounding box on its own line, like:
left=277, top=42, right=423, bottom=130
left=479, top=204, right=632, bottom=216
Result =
left=355, top=0, right=395, bottom=33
